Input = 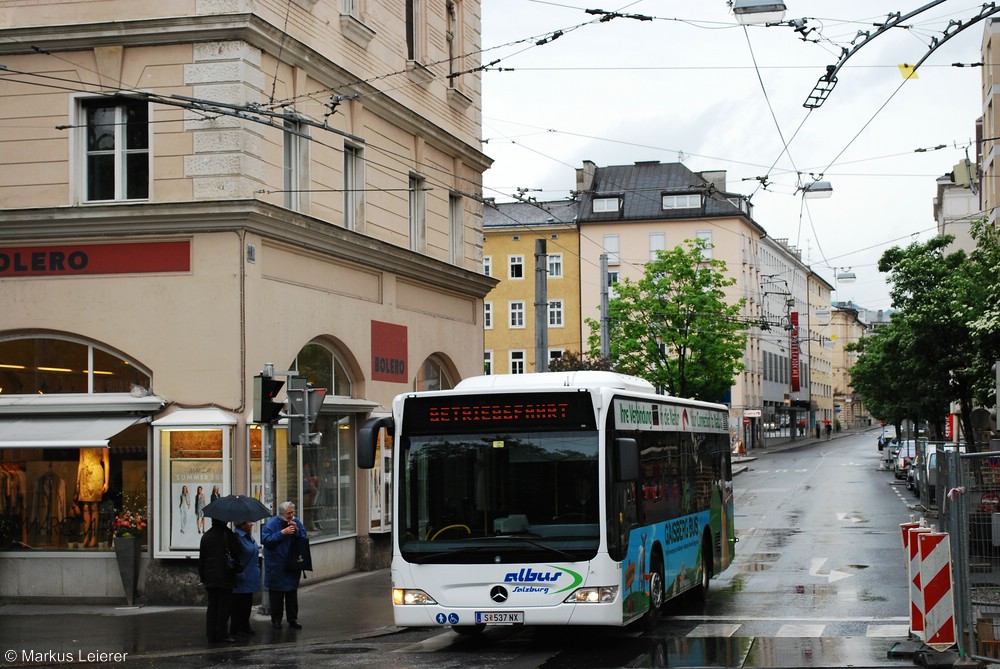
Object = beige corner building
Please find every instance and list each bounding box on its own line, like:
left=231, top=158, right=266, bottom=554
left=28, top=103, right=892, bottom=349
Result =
left=0, top=0, right=492, bottom=603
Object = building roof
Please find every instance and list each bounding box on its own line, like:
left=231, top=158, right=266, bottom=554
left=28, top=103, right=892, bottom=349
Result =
left=576, top=161, right=751, bottom=223
left=483, top=199, right=580, bottom=230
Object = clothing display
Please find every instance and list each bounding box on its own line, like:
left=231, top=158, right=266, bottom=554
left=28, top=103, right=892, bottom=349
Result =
left=76, top=448, right=107, bottom=502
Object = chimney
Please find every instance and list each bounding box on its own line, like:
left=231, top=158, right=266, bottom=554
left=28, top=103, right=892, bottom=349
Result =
left=698, top=170, right=727, bottom=192
left=576, top=160, right=596, bottom=193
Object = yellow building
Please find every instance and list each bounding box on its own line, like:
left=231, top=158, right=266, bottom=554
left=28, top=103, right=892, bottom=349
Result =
left=483, top=201, right=582, bottom=373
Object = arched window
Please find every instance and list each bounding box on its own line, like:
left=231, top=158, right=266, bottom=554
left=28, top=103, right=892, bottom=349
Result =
left=292, top=342, right=352, bottom=396
left=0, top=335, right=151, bottom=395
left=414, top=356, right=453, bottom=392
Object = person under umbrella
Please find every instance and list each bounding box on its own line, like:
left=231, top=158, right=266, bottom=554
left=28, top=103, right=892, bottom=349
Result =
left=229, top=520, right=260, bottom=638
left=198, top=517, right=241, bottom=643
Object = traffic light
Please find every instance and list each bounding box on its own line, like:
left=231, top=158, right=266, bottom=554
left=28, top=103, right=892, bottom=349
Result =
left=253, top=375, right=285, bottom=424
left=286, top=375, right=328, bottom=445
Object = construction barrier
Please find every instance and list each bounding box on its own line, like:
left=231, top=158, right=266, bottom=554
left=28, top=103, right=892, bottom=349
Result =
left=902, top=522, right=931, bottom=639
left=918, top=531, right=957, bottom=651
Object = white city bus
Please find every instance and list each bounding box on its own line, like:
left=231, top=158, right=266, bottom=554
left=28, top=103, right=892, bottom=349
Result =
left=359, top=371, right=735, bottom=632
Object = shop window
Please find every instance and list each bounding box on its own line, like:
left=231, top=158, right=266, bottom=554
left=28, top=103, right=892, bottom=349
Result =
left=154, top=411, right=234, bottom=557
left=0, top=424, right=148, bottom=552
left=245, top=342, right=363, bottom=540
left=0, top=336, right=151, bottom=395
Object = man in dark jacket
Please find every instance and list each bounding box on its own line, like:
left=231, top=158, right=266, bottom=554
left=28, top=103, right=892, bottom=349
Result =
left=199, top=517, right=241, bottom=643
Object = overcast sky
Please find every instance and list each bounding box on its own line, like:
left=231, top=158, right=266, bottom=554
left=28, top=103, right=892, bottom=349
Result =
left=479, top=1, right=986, bottom=311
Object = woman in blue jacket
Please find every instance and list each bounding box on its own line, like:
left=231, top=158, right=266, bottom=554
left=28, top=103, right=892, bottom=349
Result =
left=229, top=520, right=260, bottom=637
left=262, top=501, right=307, bottom=629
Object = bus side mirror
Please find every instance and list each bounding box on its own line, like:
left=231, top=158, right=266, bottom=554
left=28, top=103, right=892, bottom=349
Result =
left=615, top=437, right=639, bottom=482
left=358, top=415, right=393, bottom=469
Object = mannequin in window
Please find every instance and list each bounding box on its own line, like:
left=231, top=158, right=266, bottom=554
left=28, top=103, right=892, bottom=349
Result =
left=76, top=448, right=109, bottom=547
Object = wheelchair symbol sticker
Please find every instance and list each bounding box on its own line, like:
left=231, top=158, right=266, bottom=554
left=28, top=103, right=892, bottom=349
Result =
left=448, top=613, right=459, bottom=624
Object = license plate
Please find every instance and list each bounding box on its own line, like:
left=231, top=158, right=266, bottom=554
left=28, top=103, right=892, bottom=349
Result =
left=475, top=611, right=524, bottom=625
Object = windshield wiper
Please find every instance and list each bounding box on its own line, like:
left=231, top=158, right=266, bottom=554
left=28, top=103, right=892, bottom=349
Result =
left=406, top=545, right=492, bottom=564
left=493, top=535, right=580, bottom=562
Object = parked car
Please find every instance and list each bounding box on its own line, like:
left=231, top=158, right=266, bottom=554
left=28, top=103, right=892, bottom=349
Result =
left=894, top=440, right=920, bottom=480
left=912, top=443, right=965, bottom=504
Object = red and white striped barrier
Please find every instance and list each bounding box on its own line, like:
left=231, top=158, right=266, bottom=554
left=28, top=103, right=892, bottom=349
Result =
left=918, top=532, right=956, bottom=651
left=902, top=522, right=931, bottom=639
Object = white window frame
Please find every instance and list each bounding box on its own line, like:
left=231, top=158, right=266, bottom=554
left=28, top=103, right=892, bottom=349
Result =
left=696, top=230, right=713, bottom=260
left=509, top=255, right=524, bottom=279
left=649, top=232, right=665, bottom=261
left=409, top=174, right=426, bottom=252
left=548, top=299, right=564, bottom=327
left=284, top=119, right=309, bottom=212
left=342, top=0, right=360, bottom=18
left=484, top=350, right=493, bottom=375
left=547, top=253, right=563, bottom=278
left=406, top=0, right=425, bottom=62
left=449, top=193, right=464, bottom=265
left=484, top=301, right=493, bottom=329
left=608, top=270, right=620, bottom=300
left=603, top=235, right=619, bottom=266
left=77, top=95, right=151, bottom=203
left=509, top=301, right=525, bottom=328
left=483, top=256, right=492, bottom=277
left=662, top=193, right=701, bottom=209
left=593, top=197, right=620, bottom=213
left=344, top=143, right=364, bottom=231
left=510, top=350, right=525, bottom=375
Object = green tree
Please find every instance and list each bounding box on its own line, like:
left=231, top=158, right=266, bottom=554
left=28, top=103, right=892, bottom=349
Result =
left=877, top=235, right=984, bottom=445
left=848, top=319, right=921, bottom=438
left=587, top=238, right=746, bottom=401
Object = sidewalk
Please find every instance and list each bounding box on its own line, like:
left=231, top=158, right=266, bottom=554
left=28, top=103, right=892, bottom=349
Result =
left=0, top=568, right=397, bottom=665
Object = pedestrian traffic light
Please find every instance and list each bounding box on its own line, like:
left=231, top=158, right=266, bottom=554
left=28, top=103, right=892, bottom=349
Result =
left=286, top=375, right=327, bottom=445
left=253, top=375, right=285, bottom=424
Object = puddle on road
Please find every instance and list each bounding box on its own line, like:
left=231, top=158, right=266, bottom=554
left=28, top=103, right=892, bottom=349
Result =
left=538, top=635, right=910, bottom=668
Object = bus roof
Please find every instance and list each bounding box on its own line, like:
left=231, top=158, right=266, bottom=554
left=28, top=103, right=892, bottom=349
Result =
left=455, top=371, right=655, bottom=394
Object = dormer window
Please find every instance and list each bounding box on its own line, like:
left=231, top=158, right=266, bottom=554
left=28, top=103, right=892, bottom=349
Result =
left=593, top=197, right=621, bottom=213
left=662, top=193, right=701, bottom=210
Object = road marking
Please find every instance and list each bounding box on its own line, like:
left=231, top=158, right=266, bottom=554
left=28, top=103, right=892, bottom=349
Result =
left=776, top=623, right=825, bottom=637
left=396, top=631, right=460, bottom=652
left=809, top=557, right=853, bottom=583
left=689, top=623, right=741, bottom=637
left=836, top=512, right=866, bottom=523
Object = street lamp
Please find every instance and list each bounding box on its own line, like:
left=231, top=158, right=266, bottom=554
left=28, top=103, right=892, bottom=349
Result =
left=835, top=267, right=857, bottom=283
left=730, top=0, right=787, bottom=24
left=801, top=181, right=833, bottom=199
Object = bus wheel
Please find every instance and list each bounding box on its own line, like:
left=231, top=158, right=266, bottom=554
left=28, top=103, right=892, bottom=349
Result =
left=645, top=554, right=664, bottom=629
left=453, top=624, right=485, bottom=636
left=698, top=535, right=713, bottom=601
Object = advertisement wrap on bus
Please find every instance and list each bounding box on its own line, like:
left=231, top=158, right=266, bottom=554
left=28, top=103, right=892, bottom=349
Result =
left=358, top=371, right=735, bottom=633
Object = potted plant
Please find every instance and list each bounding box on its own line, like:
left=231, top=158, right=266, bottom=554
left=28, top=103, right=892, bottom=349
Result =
left=112, top=508, right=147, bottom=606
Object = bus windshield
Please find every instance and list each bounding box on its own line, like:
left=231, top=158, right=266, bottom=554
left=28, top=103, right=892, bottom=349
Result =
left=399, top=430, right=600, bottom=563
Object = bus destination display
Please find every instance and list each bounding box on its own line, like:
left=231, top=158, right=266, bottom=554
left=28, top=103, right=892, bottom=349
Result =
left=403, top=392, right=596, bottom=434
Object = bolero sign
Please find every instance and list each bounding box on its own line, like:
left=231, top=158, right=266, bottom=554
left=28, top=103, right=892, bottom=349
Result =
left=0, top=241, right=190, bottom=277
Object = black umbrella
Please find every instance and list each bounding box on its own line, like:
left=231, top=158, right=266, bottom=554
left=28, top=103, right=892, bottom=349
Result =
left=201, top=495, right=272, bottom=522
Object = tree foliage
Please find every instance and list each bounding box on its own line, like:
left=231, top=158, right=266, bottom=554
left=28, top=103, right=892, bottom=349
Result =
left=851, top=226, right=1000, bottom=448
left=586, top=237, right=746, bottom=402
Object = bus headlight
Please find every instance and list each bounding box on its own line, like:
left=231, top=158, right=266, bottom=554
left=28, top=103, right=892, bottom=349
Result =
left=564, top=586, right=618, bottom=604
left=393, top=588, right=437, bottom=605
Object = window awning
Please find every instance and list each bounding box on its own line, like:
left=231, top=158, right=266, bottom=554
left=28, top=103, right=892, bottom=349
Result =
left=0, top=415, right=148, bottom=449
